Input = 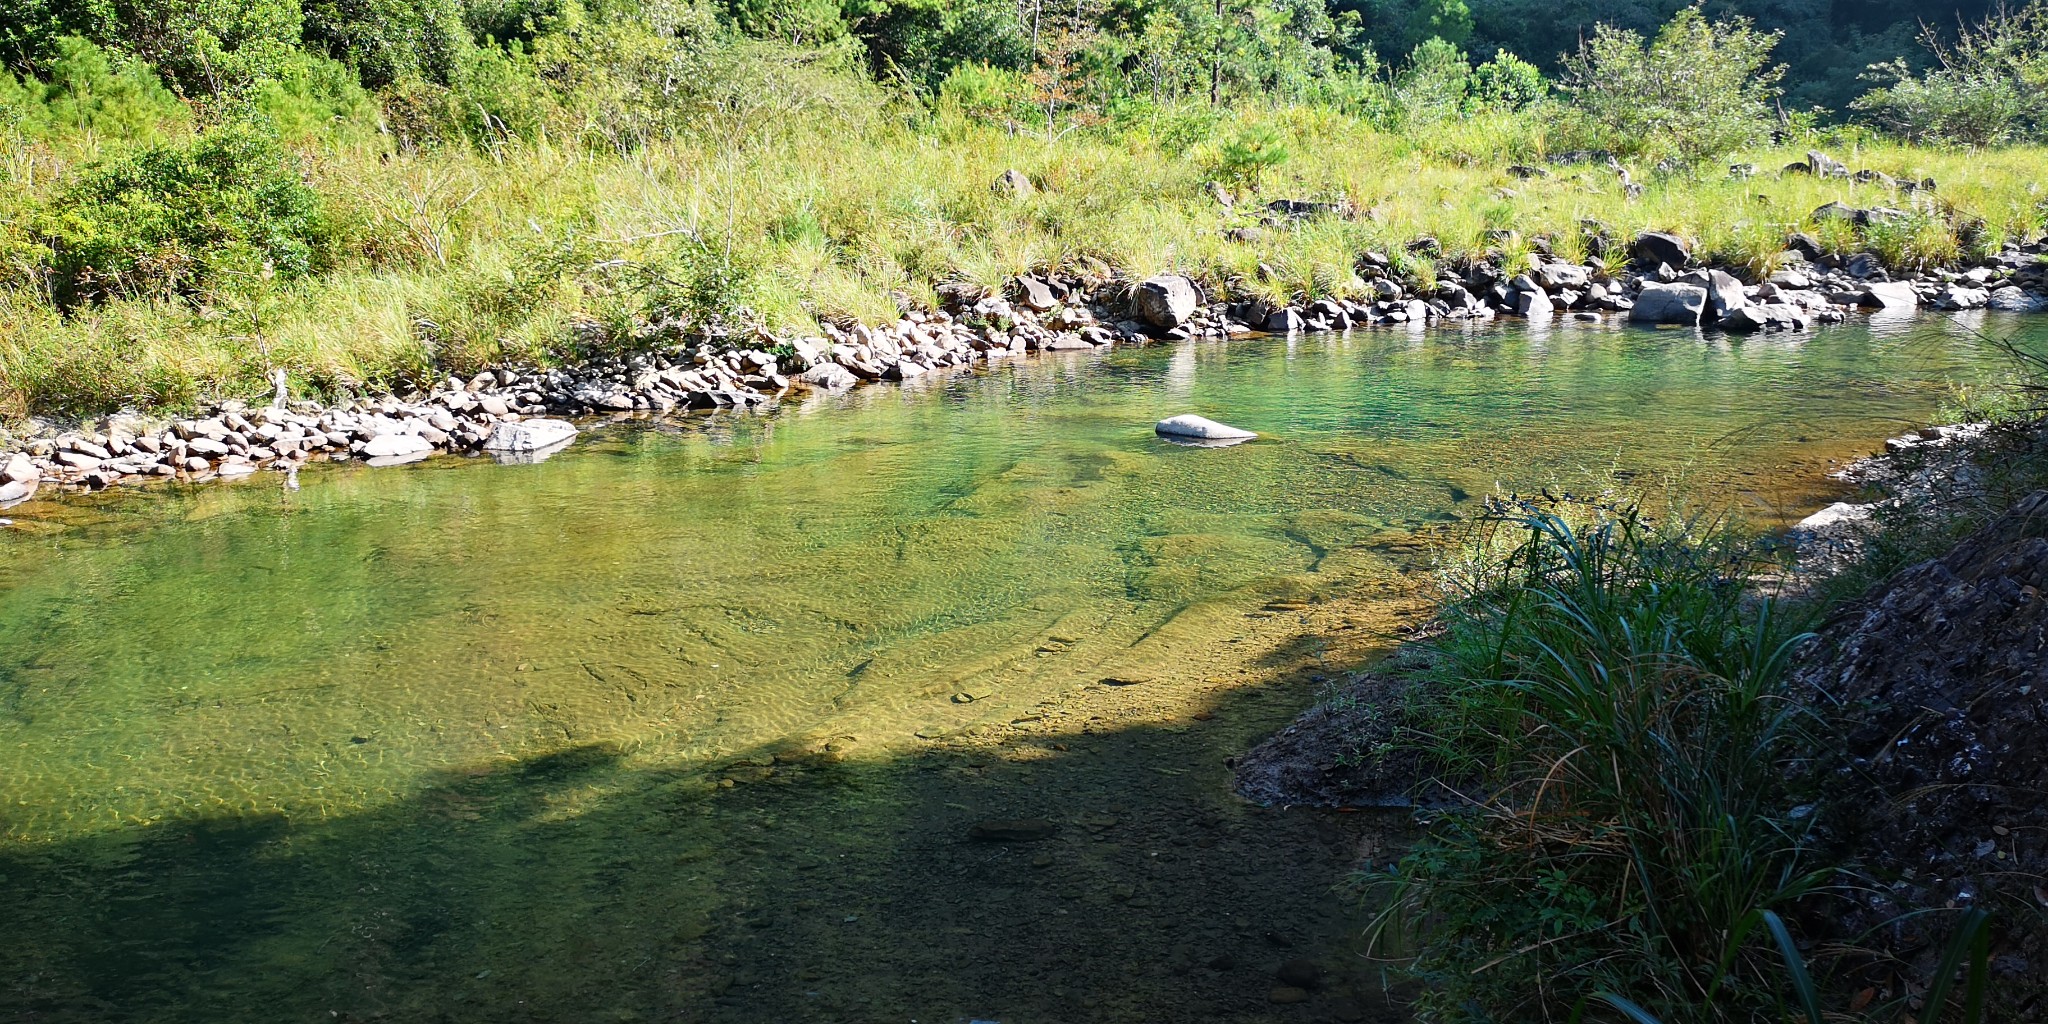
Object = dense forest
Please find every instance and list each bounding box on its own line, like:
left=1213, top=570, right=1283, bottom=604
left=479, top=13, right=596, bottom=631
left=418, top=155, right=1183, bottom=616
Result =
left=0, top=0, right=2016, bottom=122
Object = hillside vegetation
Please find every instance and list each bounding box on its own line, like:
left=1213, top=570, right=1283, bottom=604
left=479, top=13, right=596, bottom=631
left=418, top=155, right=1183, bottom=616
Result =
left=1, top=0, right=2046, bottom=419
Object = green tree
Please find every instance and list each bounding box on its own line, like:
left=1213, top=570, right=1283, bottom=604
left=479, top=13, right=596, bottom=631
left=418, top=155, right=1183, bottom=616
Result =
left=1559, top=5, right=1784, bottom=161
left=1409, top=0, right=1470, bottom=47
left=0, top=0, right=301, bottom=97
left=301, top=0, right=471, bottom=88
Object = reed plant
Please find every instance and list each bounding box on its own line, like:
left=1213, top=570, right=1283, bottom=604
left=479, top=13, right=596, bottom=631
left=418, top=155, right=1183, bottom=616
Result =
left=1371, top=498, right=1832, bottom=1023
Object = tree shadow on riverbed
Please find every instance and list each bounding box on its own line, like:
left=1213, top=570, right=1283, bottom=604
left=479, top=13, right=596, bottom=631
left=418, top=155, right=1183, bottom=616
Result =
left=1, top=656, right=1412, bottom=1024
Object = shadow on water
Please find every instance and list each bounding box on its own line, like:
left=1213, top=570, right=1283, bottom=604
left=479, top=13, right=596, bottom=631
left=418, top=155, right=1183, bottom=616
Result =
left=1, top=643, right=1413, bottom=1024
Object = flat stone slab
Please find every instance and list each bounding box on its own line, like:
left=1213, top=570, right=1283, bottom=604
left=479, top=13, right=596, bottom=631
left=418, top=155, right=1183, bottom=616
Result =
left=484, top=418, right=578, bottom=453
left=1155, top=414, right=1257, bottom=442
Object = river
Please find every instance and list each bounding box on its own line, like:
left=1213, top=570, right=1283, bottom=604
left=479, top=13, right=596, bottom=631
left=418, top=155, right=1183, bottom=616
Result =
left=0, top=313, right=2028, bottom=1022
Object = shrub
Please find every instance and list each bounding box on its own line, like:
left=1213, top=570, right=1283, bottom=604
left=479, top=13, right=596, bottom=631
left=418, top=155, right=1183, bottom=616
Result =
left=1393, top=37, right=1470, bottom=124
left=1212, top=122, right=1290, bottom=192
left=38, top=125, right=331, bottom=305
left=3, top=0, right=302, bottom=98
left=1852, top=2, right=2048, bottom=146
left=1559, top=5, right=1784, bottom=163
left=1466, top=49, right=1543, bottom=112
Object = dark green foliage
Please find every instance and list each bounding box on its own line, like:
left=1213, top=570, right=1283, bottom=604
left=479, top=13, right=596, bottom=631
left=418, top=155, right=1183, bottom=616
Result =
left=0, top=0, right=304, bottom=97
left=1466, top=48, right=1543, bottom=109
left=37, top=124, right=330, bottom=304
left=300, top=0, right=471, bottom=88
left=844, top=0, right=1028, bottom=93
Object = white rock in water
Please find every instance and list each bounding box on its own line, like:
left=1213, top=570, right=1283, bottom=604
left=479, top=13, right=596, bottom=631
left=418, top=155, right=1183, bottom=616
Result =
left=1155, top=414, right=1257, bottom=441
left=484, top=418, right=578, bottom=452
left=362, top=433, right=434, bottom=459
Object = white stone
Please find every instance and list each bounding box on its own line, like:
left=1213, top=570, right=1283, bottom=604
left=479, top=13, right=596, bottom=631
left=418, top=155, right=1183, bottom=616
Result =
left=362, top=433, right=434, bottom=459
left=483, top=418, right=577, bottom=453
left=1796, top=502, right=1877, bottom=531
left=1155, top=415, right=1257, bottom=441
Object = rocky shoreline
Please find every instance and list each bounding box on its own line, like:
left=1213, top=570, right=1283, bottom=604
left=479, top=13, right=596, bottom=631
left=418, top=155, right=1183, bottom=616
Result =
left=6, top=175, right=2047, bottom=512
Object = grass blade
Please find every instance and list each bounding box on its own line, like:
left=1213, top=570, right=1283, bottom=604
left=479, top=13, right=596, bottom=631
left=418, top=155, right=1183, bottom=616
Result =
left=1760, top=909, right=1822, bottom=1024
left=1593, top=991, right=1663, bottom=1024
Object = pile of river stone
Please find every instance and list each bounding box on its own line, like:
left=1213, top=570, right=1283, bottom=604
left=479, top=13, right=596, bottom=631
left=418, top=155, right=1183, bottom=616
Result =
left=6, top=208, right=2048, bottom=508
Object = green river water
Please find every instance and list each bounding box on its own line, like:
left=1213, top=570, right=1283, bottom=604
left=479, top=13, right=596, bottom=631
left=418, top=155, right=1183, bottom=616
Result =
left=0, top=315, right=2030, bottom=1023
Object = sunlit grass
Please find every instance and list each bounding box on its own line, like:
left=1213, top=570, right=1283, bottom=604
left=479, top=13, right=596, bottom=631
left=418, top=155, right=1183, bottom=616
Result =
left=5, top=106, right=2047, bottom=418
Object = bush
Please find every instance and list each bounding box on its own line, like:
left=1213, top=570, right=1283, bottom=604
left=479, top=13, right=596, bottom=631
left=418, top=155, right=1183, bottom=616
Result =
left=1852, top=2, right=2048, bottom=146
left=1466, top=49, right=1543, bottom=112
left=1559, top=5, right=1784, bottom=162
left=38, top=125, right=331, bottom=305
left=1212, top=122, right=1290, bottom=192
left=3, top=0, right=302, bottom=98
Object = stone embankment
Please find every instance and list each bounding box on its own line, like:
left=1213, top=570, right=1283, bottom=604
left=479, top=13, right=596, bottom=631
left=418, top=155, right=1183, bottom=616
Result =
left=6, top=155, right=2048, bottom=510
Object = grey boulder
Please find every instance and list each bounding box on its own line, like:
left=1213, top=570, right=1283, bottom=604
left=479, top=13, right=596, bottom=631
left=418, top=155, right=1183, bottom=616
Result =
left=1705, top=270, right=1750, bottom=322
left=1628, top=283, right=1707, bottom=325
left=1133, top=275, right=1200, bottom=329
left=363, top=433, right=434, bottom=459
left=1630, top=231, right=1689, bottom=269
left=798, top=362, right=859, bottom=391
left=1859, top=282, right=1920, bottom=310
left=1156, top=414, right=1256, bottom=442
left=1989, top=286, right=2048, bottom=312
left=485, top=418, right=578, bottom=453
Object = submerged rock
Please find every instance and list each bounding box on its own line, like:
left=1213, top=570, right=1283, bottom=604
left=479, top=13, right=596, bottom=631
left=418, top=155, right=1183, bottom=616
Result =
left=968, top=818, right=1057, bottom=842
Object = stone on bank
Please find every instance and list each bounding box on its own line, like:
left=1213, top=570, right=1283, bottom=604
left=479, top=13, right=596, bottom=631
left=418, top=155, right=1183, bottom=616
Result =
left=484, top=418, right=578, bottom=453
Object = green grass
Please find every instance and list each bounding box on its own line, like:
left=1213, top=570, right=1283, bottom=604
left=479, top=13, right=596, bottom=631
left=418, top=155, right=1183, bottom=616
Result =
left=1368, top=499, right=1833, bottom=1023
left=4, top=94, right=2048, bottom=420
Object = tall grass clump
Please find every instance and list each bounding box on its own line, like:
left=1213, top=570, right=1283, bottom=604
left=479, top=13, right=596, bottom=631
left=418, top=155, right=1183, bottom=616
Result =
left=1372, top=498, right=1832, bottom=1023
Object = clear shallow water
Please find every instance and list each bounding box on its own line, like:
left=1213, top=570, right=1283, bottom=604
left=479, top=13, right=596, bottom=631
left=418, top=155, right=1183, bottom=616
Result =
left=0, top=314, right=2031, bottom=1022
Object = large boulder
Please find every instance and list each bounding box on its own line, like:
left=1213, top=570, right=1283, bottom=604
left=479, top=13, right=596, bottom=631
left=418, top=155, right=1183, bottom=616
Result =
left=484, top=418, right=577, bottom=453
left=1720, top=303, right=1810, bottom=334
left=362, top=433, right=434, bottom=459
left=1989, top=286, right=2048, bottom=312
left=1011, top=274, right=1060, bottom=312
left=1133, top=275, right=1199, bottom=329
left=1860, top=282, right=1920, bottom=310
left=1628, top=282, right=1707, bottom=325
left=1805, top=149, right=1851, bottom=178
left=1535, top=262, right=1589, bottom=292
left=1933, top=285, right=1990, bottom=310
left=1704, top=270, right=1750, bottom=323
left=1629, top=231, right=1689, bottom=269
left=1513, top=289, right=1553, bottom=317
left=798, top=362, right=859, bottom=391
left=991, top=169, right=1034, bottom=196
